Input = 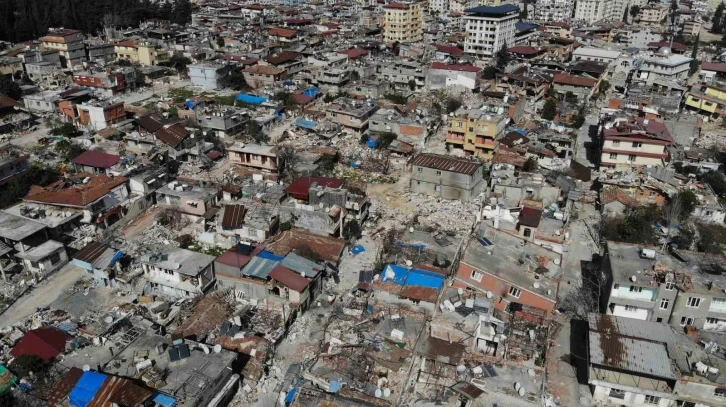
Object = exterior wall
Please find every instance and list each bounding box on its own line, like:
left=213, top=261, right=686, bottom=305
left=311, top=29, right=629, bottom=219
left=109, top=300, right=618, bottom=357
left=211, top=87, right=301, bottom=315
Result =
left=243, top=72, right=281, bottom=89
left=227, top=150, right=279, bottom=171
left=115, top=45, right=139, bottom=62
left=189, top=65, right=227, bottom=90
left=24, top=97, right=56, bottom=113
left=591, top=384, right=674, bottom=407
left=574, top=0, right=608, bottom=23
left=464, top=13, right=518, bottom=59
left=600, top=138, right=668, bottom=167
left=384, top=3, right=423, bottom=43
left=446, top=114, right=507, bottom=159
left=215, top=267, right=272, bottom=301
left=426, top=69, right=479, bottom=90
left=454, top=262, right=556, bottom=313
left=22, top=249, right=69, bottom=277
left=533, top=0, right=573, bottom=22
left=137, top=46, right=159, bottom=66
left=158, top=194, right=209, bottom=216
left=410, top=164, right=483, bottom=202
left=552, top=83, right=595, bottom=101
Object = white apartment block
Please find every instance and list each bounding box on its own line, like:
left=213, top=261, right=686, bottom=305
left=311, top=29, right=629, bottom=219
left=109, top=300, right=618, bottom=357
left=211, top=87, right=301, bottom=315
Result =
left=533, top=0, right=573, bottom=22
left=574, top=0, right=609, bottom=23
left=429, top=0, right=450, bottom=12
left=384, top=1, right=423, bottom=44
left=464, top=4, right=520, bottom=60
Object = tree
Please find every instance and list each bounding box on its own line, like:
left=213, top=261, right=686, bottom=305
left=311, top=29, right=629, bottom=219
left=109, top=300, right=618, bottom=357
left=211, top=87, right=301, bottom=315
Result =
left=445, top=97, right=462, bottom=113
left=55, top=139, right=88, bottom=162
left=407, top=78, right=417, bottom=91
left=598, top=80, right=610, bottom=96
left=161, top=54, right=192, bottom=76
left=245, top=121, right=269, bottom=144
left=384, top=93, right=408, bottom=105
left=541, top=98, right=557, bottom=120
left=482, top=66, right=497, bottom=79
left=630, top=5, right=640, bottom=20
left=219, top=67, right=248, bottom=91
left=316, top=154, right=337, bottom=174
left=696, top=223, right=726, bottom=254
left=520, top=7, right=528, bottom=21
left=558, top=263, right=608, bottom=319
left=495, top=42, right=511, bottom=72
left=701, top=170, right=726, bottom=196
left=0, top=163, right=60, bottom=208
left=216, top=36, right=225, bottom=48
left=295, top=246, right=323, bottom=263
left=623, top=5, right=630, bottom=23
left=8, top=354, right=45, bottom=378
left=569, top=113, right=585, bottom=129
left=713, top=2, right=725, bottom=34
left=274, top=91, right=294, bottom=106
left=378, top=131, right=398, bottom=148
left=343, top=220, right=362, bottom=241
left=669, top=0, right=678, bottom=26
left=601, top=205, right=660, bottom=244
left=675, top=189, right=699, bottom=220
left=350, top=70, right=361, bottom=81
left=50, top=123, right=81, bottom=138
left=690, top=33, right=701, bottom=75
left=0, top=76, right=22, bottom=100
left=0, top=392, right=16, bottom=407
left=522, top=156, right=538, bottom=172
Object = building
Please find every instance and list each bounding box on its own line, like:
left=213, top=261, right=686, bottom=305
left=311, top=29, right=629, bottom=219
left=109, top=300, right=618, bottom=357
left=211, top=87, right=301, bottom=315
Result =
left=410, top=154, right=484, bottom=201
left=552, top=72, right=599, bottom=101
left=71, top=150, right=120, bottom=175
left=599, top=120, right=672, bottom=168
left=369, top=107, right=430, bottom=145
left=533, top=0, right=573, bottom=22
left=325, top=98, right=379, bottom=135
left=113, top=41, right=164, bottom=65
left=682, top=19, right=702, bottom=37
left=464, top=5, right=519, bottom=60
left=243, top=65, right=285, bottom=89
left=636, top=47, right=693, bottom=86
left=637, top=5, right=667, bottom=24
left=39, top=28, right=85, bottom=68
left=426, top=62, right=481, bottom=90
left=684, top=83, right=726, bottom=118
left=699, top=62, right=726, bottom=85
left=218, top=202, right=279, bottom=243
left=446, top=106, right=508, bottom=160
left=572, top=47, right=622, bottom=63
left=0, top=152, right=29, bottom=186
left=227, top=144, right=279, bottom=172
left=74, top=100, right=126, bottom=131
left=453, top=227, right=561, bottom=314
left=155, top=181, right=219, bottom=222
left=376, top=60, right=427, bottom=90
left=188, top=63, right=232, bottom=90
left=71, top=241, right=124, bottom=287
left=574, top=0, right=609, bottom=24
left=383, top=2, right=423, bottom=44
left=140, top=248, right=216, bottom=298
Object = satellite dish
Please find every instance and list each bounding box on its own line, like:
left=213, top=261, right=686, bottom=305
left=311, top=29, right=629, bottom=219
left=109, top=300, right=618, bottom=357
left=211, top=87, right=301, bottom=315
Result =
left=486, top=291, right=493, bottom=299
left=405, top=260, right=413, bottom=267
left=457, top=288, right=463, bottom=295
left=456, top=365, right=466, bottom=373
left=533, top=282, right=540, bottom=289
left=375, top=388, right=382, bottom=398
left=631, top=276, right=637, bottom=282
left=213, top=344, right=222, bottom=353
left=82, top=365, right=91, bottom=372
left=528, top=369, right=535, bottom=376
left=409, top=227, right=414, bottom=232
left=200, top=344, right=210, bottom=354
left=104, top=315, right=114, bottom=324
left=518, top=387, right=525, bottom=397
left=383, top=388, right=391, bottom=398
left=515, top=382, right=521, bottom=391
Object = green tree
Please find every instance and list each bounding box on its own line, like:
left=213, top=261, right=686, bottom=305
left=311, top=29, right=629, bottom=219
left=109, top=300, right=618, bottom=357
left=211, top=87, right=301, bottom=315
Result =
left=602, top=205, right=660, bottom=244
left=50, top=123, right=81, bottom=138
left=408, top=78, right=417, bottom=91
left=343, top=219, right=362, bottom=241
left=219, top=67, right=248, bottom=91
left=9, top=354, right=45, bottom=379
left=0, top=75, right=22, bottom=100
left=598, top=80, right=610, bottom=97
left=378, top=131, right=398, bottom=148
left=630, top=5, right=640, bottom=20
left=669, top=0, right=678, bottom=25
left=160, top=54, right=192, bottom=76
left=690, top=33, right=701, bottom=75
left=520, top=7, right=528, bottom=20
left=697, top=223, right=726, bottom=254
left=495, top=42, right=511, bottom=71
left=350, top=70, right=360, bottom=81
left=316, top=154, right=337, bottom=174
left=714, top=2, right=725, bottom=34
left=541, top=98, right=557, bottom=120
left=623, top=6, right=629, bottom=23
left=570, top=113, right=585, bottom=129
left=384, top=93, right=408, bottom=105
left=245, top=121, right=269, bottom=144
left=482, top=66, right=497, bottom=79
left=445, top=97, right=462, bottom=113
left=216, top=36, right=225, bottom=48
left=701, top=170, right=726, bottom=196
left=55, top=139, right=88, bottom=162
left=522, top=156, right=538, bottom=172
left=675, top=189, right=699, bottom=220
left=0, top=392, right=16, bottom=407
left=0, top=163, right=60, bottom=208
left=274, top=91, right=294, bottom=106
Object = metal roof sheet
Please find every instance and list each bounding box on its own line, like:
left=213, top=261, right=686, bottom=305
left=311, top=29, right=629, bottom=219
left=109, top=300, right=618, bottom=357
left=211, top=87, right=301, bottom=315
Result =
left=588, top=332, right=676, bottom=379
left=241, top=256, right=279, bottom=279
left=411, top=154, right=481, bottom=175
left=280, top=252, right=322, bottom=278
left=221, top=204, right=245, bottom=229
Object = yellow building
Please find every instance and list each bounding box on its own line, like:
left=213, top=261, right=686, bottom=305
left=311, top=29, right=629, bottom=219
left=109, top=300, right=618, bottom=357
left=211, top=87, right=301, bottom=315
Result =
left=637, top=6, right=667, bottom=24
left=384, top=2, right=423, bottom=44
left=685, top=84, right=726, bottom=117
left=114, top=41, right=161, bottom=66
left=446, top=108, right=508, bottom=160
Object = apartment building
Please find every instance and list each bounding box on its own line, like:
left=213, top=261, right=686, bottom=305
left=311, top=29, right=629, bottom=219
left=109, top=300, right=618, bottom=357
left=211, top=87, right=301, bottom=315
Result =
left=188, top=63, right=233, bottom=90
left=376, top=60, right=427, bottom=90
left=682, top=19, right=702, bottom=37
left=114, top=41, right=165, bottom=66
left=383, top=2, right=423, bottom=44
left=227, top=144, right=280, bottom=172
left=446, top=106, right=508, bottom=160
left=39, top=28, right=85, bottom=68
left=429, top=0, right=449, bottom=12
left=685, top=83, right=726, bottom=118
left=464, top=5, right=520, bottom=60
left=587, top=313, right=726, bottom=407
left=599, top=121, right=671, bottom=168
left=574, top=0, right=609, bottom=24
left=533, top=0, right=573, bottom=23
left=636, top=47, right=692, bottom=86
left=410, top=153, right=484, bottom=201
left=140, top=249, right=216, bottom=298
left=604, top=241, right=726, bottom=333
left=637, top=5, right=667, bottom=24
left=325, top=98, right=379, bottom=135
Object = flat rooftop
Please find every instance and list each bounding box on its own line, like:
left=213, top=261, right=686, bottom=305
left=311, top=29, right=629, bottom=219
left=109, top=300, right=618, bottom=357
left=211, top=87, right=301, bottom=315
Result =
left=141, top=248, right=215, bottom=276
left=461, top=227, right=560, bottom=301
left=0, top=211, right=46, bottom=241
left=4, top=203, right=83, bottom=228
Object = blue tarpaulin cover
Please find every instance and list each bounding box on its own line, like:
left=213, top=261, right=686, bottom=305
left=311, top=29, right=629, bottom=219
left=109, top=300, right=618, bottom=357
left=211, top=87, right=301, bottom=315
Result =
left=295, top=118, right=317, bottom=130
left=303, top=87, right=321, bottom=98
left=329, top=380, right=341, bottom=393
left=109, top=250, right=124, bottom=268
left=351, top=245, right=366, bottom=254
left=153, top=393, right=177, bottom=406
left=257, top=250, right=285, bottom=261
left=382, top=264, right=445, bottom=289
left=285, top=387, right=298, bottom=404
left=236, top=94, right=268, bottom=105
left=69, top=371, right=106, bottom=407
left=366, top=138, right=378, bottom=148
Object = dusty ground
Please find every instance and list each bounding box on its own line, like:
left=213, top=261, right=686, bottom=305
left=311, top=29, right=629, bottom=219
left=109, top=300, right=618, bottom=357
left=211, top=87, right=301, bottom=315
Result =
left=0, top=262, right=85, bottom=327
left=121, top=207, right=160, bottom=239
left=366, top=172, right=415, bottom=213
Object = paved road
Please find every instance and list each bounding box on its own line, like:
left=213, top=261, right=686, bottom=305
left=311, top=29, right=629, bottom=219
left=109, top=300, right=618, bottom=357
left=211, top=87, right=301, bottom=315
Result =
left=575, top=114, right=600, bottom=168
left=0, top=262, right=84, bottom=327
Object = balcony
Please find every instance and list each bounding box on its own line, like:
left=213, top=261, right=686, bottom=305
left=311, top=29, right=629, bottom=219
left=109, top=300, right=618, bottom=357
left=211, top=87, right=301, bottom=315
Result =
left=474, top=137, right=497, bottom=150
left=446, top=133, right=465, bottom=144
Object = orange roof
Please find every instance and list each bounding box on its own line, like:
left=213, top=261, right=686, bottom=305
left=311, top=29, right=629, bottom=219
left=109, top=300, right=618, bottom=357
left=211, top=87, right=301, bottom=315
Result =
left=244, top=65, right=285, bottom=75
left=553, top=72, right=597, bottom=87
left=25, top=174, right=128, bottom=208
left=269, top=27, right=297, bottom=38
left=114, top=40, right=138, bottom=48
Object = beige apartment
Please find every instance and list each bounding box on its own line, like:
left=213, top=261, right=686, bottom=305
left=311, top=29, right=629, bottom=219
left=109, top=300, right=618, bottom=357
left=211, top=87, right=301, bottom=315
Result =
left=600, top=129, right=671, bottom=168
left=637, top=6, right=667, bottom=24
left=39, top=28, right=86, bottom=68
left=325, top=98, right=378, bottom=135
left=384, top=2, right=423, bottom=44
left=227, top=144, right=280, bottom=172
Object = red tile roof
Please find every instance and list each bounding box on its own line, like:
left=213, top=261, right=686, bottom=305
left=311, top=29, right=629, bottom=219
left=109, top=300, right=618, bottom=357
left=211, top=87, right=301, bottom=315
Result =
left=338, top=48, right=369, bottom=59
left=267, top=230, right=346, bottom=263
left=269, top=265, right=311, bottom=293
left=508, top=46, right=545, bottom=55
left=46, top=367, right=84, bottom=405
left=222, top=204, right=245, bottom=229
left=385, top=2, right=411, bottom=9
left=269, top=27, right=297, bottom=38
left=25, top=174, right=128, bottom=208
left=430, top=62, right=481, bottom=73
left=265, top=51, right=300, bottom=65
left=292, top=93, right=314, bottom=105
left=411, top=153, right=481, bottom=175
left=154, top=123, right=188, bottom=148
left=11, top=327, right=68, bottom=362
left=434, top=44, right=464, bottom=56
left=553, top=72, right=597, bottom=87
left=519, top=206, right=543, bottom=228
left=72, top=150, right=120, bottom=169
left=647, top=41, right=688, bottom=51
left=287, top=176, right=345, bottom=200
left=701, top=62, right=726, bottom=73
left=87, top=375, right=154, bottom=407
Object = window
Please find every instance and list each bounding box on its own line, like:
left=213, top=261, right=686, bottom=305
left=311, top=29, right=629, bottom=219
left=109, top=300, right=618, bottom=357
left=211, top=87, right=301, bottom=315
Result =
left=417, top=167, right=422, bottom=172
left=715, top=387, right=726, bottom=398
left=628, top=155, right=637, bottom=162
left=712, top=297, right=726, bottom=307
left=665, top=282, right=675, bottom=290
left=471, top=270, right=483, bottom=282
left=468, top=127, right=474, bottom=132
left=523, top=228, right=532, bottom=238
left=660, top=299, right=669, bottom=310
left=680, top=316, right=695, bottom=326
left=707, top=317, right=720, bottom=325
left=164, top=269, right=174, bottom=275
left=629, top=286, right=643, bottom=293
left=625, top=305, right=637, bottom=312
left=609, top=153, right=618, bottom=159
left=609, top=388, right=625, bottom=399
left=644, top=395, right=660, bottom=405
left=687, top=297, right=702, bottom=308
left=30, top=261, right=39, bottom=269
left=509, top=287, right=521, bottom=298
left=50, top=252, right=61, bottom=265
left=456, top=122, right=463, bottom=128
left=436, top=171, right=441, bottom=175
left=613, top=283, right=619, bottom=289
left=632, top=142, right=642, bottom=148
left=612, top=140, right=620, bottom=147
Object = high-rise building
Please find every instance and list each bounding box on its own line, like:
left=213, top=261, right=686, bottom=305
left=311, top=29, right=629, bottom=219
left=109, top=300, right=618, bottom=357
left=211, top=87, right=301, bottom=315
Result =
left=384, top=2, right=424, bottom=44
left=463, top=4, right=520, bottom=60
left=533, top=0, right=573, bottom=22
left=39, top=29, right=86, bottom=69
left=574, top=0, right=609, bottom=23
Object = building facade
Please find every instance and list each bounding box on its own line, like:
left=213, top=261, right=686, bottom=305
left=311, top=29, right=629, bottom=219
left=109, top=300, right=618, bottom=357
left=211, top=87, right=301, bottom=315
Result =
left=464, top=5, right=520, bottom=60
left=383, top=2, right=423, bottom=44
left=410, top=153, right=484, bottom=201
left=446, top=107, right=507, bottom=160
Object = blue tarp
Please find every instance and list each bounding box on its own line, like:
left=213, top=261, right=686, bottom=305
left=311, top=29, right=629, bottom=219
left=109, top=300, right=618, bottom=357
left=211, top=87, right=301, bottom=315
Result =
left=296, top=118, right=317, bottom=130
left=382, top=264, right=445, bottom=289
left=236, top=94, right=268, bottom=105
left=257, top=250, right=285, bottom=261
left=109, top=250, right=124, bottom=268
left=285, top=387, right=298, bottom=404
left=303, top=87, right=321, bottom=98
left=351, top=245, right=366, bottom=255
left=366, top=138, right=379, bottom=148
left=329, top=380, right=341, bottom=393
left=69, top=371, right=106, bottom=407
left=153, top=393, right=177, bottom=407
left=185, top=100, right=199, bottom=109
